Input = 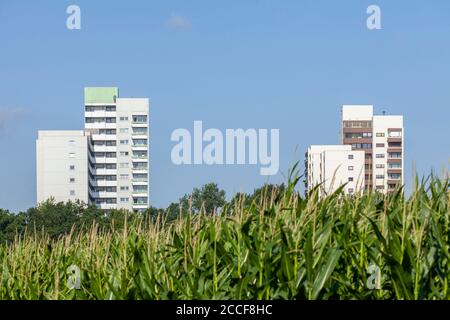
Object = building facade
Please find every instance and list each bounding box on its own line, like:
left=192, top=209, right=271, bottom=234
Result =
left=306, top=145, right=365, bottom=197
left=341, top=105, right=404, bottom=193
left=37, top=87, right=150, bottom=212
left=36, top=130, right=90, bottom=204
left=306, top=105, right=404, bottom=196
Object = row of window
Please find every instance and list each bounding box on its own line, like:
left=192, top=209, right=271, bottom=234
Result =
left=351, top=143, right=372, bottom=149
left=93, top=140, right=116, bottom=146
left=85, top=106, right=116, bottom=112
left=93, top=163, right=117, bottom=169
left=345, top=132, right=373, bottom=139
left=94, top=152, right=117, bottom=158
left=343, top=121, right=372, bottom=128
left=85, top=117, right=116, bottom=123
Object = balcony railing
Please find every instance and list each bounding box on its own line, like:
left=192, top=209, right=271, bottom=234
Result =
left=132, top=190, right=148, bottom=195
left=133, top=201, right=148, bottom=205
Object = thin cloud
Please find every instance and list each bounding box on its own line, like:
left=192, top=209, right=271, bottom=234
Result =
left=167, top=13, right=192, bottom=30
left=0, top=107, right=30, bottom=135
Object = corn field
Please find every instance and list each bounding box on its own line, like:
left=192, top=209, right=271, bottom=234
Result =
left=1, top=168, right=450, bottom=300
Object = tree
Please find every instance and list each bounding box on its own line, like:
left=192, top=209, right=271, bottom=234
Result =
left=188, top=183, right=226, bottom=214
left=229, top=183, right=286, bottom=208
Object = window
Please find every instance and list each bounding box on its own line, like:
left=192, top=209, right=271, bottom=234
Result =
left=120, top=186, right=129, bottom=191
left=120, top=174, right=129, bottom=180
left=376, top=185, right=385, bottom=190
left=376, top=164, right=385, bottom=169
left=70, top=190, right=75, bottom=196
left=348, top=154, right=354, bottom=160
left=120, top=198, right=129, bottom=203
left=376, top=133, right=385, bottom=137
left=105, top=117, right=116, bottom=123
left=120, top=116, right=129, bottom=121
left=389, top=152, right=402, bottom=159
left=388, top=131, right=402, bottom=137
left=120, top=140, right=129, bottom=145
left=376, top=143, right=385, bottom=147
left=376, top=154, right=385, bottom=158
left=351, top=143, right=372, bottom=149
left=343, top=121, right=372, bottom=128
left=105, top=106, right=116, bottom=111
left=132, top=139, right=148, bottom=146
left=70, top=165, right=75, bottom=170
left=133, top=162, right=148, bottom=169
left=133, top=151, right=147, bottom=158
left=348, top=177, right=354, bottom=182
left=348, top=188, right=354, bottom=194
left=348, top=166, right=354, bottom=171
left=132, top=115, right=147, bottom=123
left=120, top=162, right=129, bottom=168
left=99, top=129, right=116, bottom=135
left=70, top=178, right=75, bottom=183
left=389, top=163, right=402, bottom=169
left=120, top=151, right=129, bottom=156
left=388, top=142, right=402, bottom=147
left=376, top=175, right=385, bottom=179
left=105, top=152, right=117, bottom=158
left=133, top=173, right=147, bottom=181
left=388, top=173, right=402, bottom=180
left=69, top=153, right=75, bottom=158
left=132, top=127, right=147, bottom=134
left=119, top=128, right=129, bottom=133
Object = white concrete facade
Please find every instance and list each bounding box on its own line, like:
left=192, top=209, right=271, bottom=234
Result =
left=36, top=87, right=150, bottom=212
left=307, top=145, right=365, bottom=197
left=36, top=131, right=89, bottom=204
left=84, top=88, right=150, bottom=212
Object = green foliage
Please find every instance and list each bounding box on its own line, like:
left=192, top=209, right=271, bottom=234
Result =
left=0, top=170, right=449, bottom=299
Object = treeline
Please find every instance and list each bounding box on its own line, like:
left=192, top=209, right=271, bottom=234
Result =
left=0, top=182, right=285, bottom=243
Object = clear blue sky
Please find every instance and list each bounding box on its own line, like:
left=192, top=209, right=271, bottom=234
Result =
left=1, top=0, right=449, bottom=212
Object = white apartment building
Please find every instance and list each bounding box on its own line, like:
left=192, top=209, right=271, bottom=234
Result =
left=36, top=87, right=150, bottom=212
left=306, top=145, right=365, bottom=197
left=36, top=130, right=90, bottom=204
left=341, top=105, right=404, bottom=193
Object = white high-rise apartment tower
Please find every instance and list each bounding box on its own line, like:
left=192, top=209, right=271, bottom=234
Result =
left=341, top=105, right=404, bottom=193
left=306, top=105, right=404, bottom=196
left=84, top=87, right=149, bottom=211
left=36, top=87, right=150, bottom=212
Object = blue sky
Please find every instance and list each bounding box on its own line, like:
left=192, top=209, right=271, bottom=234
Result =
left=0, top=0, right=449, bottom=212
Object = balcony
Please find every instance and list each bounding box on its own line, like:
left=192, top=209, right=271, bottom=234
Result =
left=132, top=156, right=148, bottom=161
left=132, top=190, right=148, bottom=195
left=91, top=134, right=117, bottom=141
left=343, top=138, right=372, bottom=144
left=89, top=179, right=117, bottom=187
left=387, top=169, right=402, bottom=174
left=387, top=137, right=402, bottom=143
left=132, top=145, right=148, bottom=150
left=132, top=132, right=148, bottom=137
left=132, top=179, right=148, bottom=185
left=387, top=147, right=402, bottom=153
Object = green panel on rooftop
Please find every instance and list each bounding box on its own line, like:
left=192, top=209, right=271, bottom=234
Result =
left=84, top=87, right=119, bottom=104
